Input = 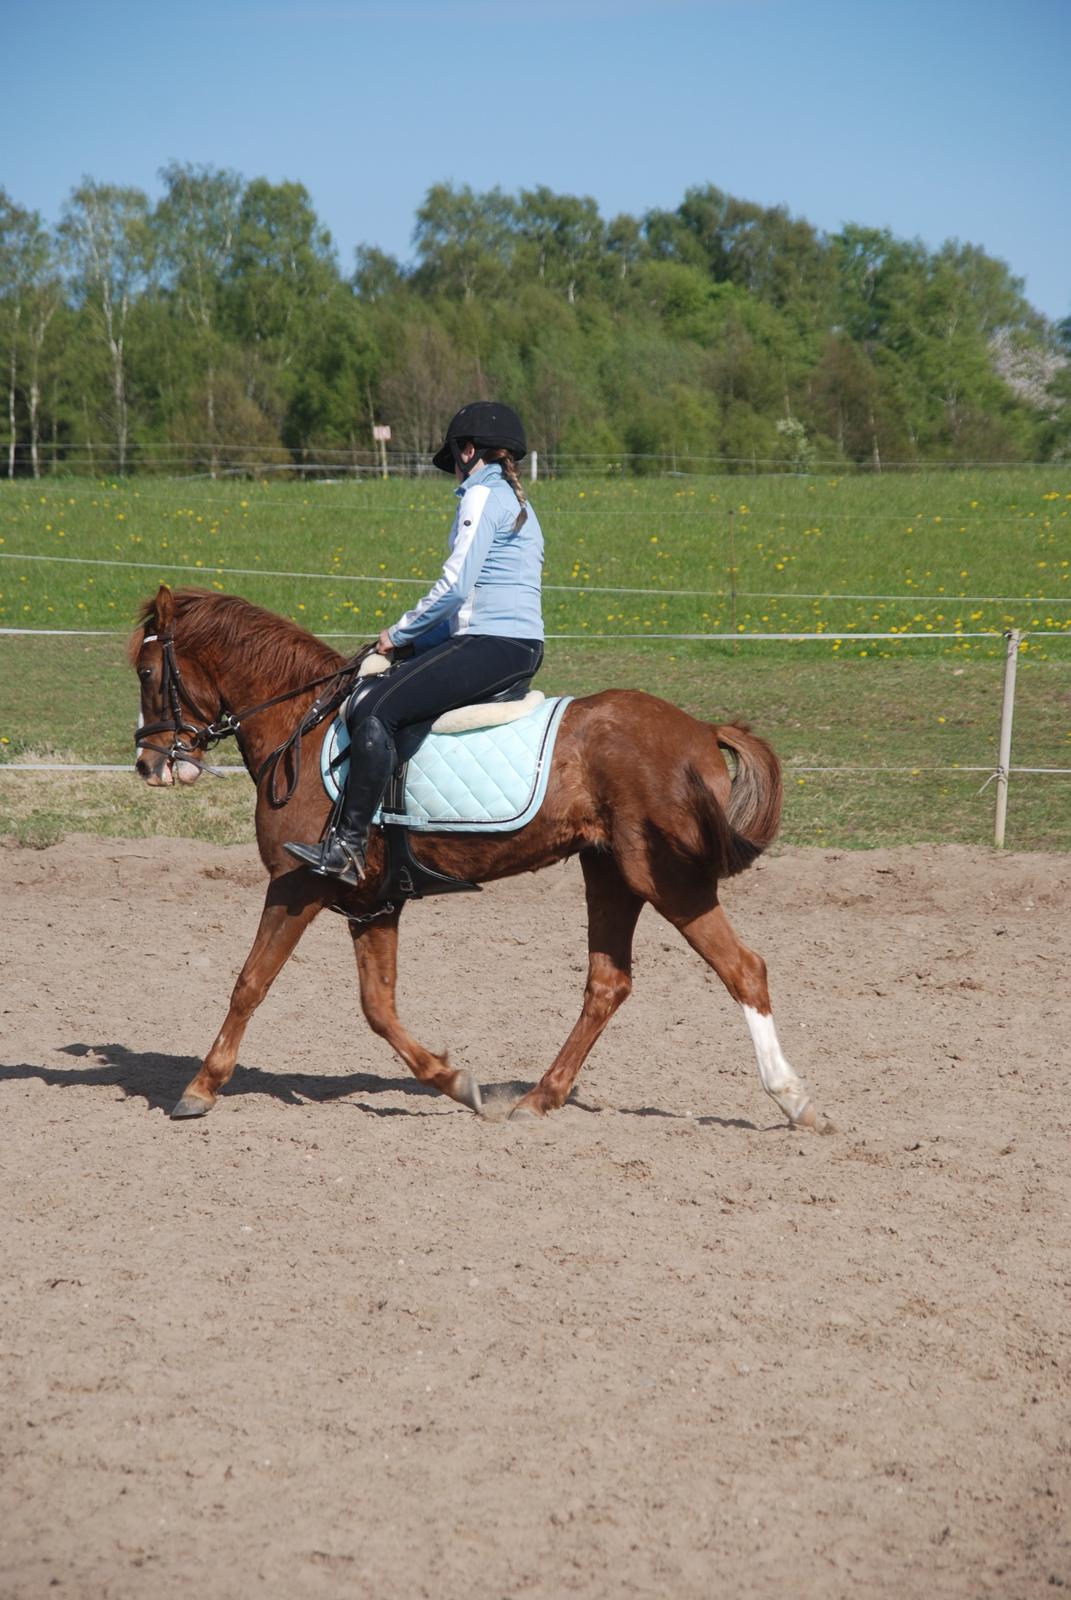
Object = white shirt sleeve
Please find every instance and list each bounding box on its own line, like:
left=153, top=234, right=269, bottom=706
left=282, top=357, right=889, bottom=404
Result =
left=387, top=484, right=496, bottom=646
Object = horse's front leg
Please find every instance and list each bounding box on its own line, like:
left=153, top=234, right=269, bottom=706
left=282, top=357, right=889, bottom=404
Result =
left=510, top=850, right=644, bottom=1119
left=171, top=874, right=324, bottom=1119
left=350, top=914, right=482, bottom=1113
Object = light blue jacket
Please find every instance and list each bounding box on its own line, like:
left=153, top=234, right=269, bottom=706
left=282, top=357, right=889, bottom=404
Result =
left=387, top=463, right=544, bottom=651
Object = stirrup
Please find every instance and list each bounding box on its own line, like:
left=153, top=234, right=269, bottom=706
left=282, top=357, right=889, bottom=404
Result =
left=285, top=834, right=366, bottom=887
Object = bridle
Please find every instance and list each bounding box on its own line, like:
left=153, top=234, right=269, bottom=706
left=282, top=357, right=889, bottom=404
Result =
left=136, top=632, right=226, bottom=768
left=135, top=629, right=367, bottom=804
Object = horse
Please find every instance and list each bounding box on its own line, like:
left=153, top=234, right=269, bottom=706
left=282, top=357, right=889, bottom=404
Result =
left=130, top=584, right=831, bottom=1132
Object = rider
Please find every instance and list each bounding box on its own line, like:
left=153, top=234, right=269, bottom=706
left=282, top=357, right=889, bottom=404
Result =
left=285, top=401, right=544, bottom=886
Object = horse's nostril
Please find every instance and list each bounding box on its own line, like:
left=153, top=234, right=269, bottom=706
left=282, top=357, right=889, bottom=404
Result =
left=135, top=759, right=150, bottom=778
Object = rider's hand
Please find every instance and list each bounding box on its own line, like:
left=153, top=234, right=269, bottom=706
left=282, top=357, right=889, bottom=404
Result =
left=377, top=629, right=395, bottom=656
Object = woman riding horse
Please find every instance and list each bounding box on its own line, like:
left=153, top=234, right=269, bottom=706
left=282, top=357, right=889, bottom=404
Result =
left=285, top=401, right=544, bottom=887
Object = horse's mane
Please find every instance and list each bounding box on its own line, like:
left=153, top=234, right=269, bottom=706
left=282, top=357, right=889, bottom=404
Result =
left=129, top=588, right=347, bottom=683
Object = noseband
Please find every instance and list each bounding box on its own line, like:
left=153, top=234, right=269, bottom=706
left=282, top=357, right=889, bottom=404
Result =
left=135, top=630, right=368, bottom=802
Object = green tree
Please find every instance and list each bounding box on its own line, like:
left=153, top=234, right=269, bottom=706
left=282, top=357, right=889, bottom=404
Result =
left=153, top=161, right=243, bottom=473
left=412, top=183, right=515, bottom=300
left=284, top=288, right=378, bottom=464
left=677, top=185, right=834, bottom=320
left=59, top=180, right=152, bottom=473
left=372, top=305, right=472, bottom=455
left=0, top=194, right=64, bottom=477
left=515, top=187, right=604, bottom=304
left=640, top=206, right=707, bottom=269
left=0, top=171, right=1057, bottom=478
left=353, top=245, right=404, bottom=302
left=604, top=212, right=644, bottom=286
left=808, top=333, right=901, bottom=467
left=228, top=178, right=339, bottom=365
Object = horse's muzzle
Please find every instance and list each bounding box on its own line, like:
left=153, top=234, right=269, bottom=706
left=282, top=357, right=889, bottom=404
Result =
left=135, top=749, right=201, bottom=787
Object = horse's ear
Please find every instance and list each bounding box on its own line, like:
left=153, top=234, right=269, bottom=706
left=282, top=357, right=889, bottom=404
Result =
left=153, top=584, right=175, bottom=633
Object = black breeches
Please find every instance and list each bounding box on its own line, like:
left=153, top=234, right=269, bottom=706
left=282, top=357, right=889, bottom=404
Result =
left=347, top=633, right=544, bottom=745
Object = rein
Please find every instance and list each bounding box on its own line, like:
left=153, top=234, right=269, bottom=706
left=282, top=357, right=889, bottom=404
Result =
left=136, top=631, right=368, bottom=805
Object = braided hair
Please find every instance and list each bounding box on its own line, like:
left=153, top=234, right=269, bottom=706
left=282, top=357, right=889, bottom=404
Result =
left=480, top=446, right=528, bottom=531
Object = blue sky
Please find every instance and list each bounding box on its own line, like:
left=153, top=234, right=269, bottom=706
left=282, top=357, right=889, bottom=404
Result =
left=5, top=0, right=1069, bottom=321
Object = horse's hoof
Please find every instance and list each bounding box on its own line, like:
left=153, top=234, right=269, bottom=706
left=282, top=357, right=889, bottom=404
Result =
left=508, top=1103, right=543, bottom=1122
left=450, top=1070, right=483, bottom=1115
left=170, top=1095, right=213, bottom=1120
left=793, top=1101, right=835, bottom=1135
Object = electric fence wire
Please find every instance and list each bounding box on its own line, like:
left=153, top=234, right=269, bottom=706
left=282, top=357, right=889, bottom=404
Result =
left=2, top=550, right=1070, bottom=610
left=4, top=625, right=1070, bottom=641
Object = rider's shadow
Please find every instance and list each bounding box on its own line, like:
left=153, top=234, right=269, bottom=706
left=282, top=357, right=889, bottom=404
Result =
left=0, top=1044, right=444, bottom=1116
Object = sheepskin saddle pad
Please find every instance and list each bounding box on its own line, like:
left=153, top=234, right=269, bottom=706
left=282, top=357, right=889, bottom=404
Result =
left=320, top=693, right=573, bottom=833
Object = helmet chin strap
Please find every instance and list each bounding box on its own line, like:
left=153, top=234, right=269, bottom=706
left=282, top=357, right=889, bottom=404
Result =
left=451, top=439, right=482, bottom=479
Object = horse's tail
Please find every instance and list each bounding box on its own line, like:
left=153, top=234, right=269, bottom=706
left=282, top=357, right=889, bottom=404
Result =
left=694, top=721, right=783, bottom=880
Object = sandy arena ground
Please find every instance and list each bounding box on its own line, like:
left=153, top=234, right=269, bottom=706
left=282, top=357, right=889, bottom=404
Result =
left=1, top=834, right=1069, bottom=1599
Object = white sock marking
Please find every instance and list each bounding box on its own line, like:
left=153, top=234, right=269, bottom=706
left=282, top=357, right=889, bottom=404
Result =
left=742, top=1004, right=811, bottom=1121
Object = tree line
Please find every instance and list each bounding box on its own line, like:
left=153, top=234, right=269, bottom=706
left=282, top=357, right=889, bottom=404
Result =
left=1, top=165, right=1069, bottom=478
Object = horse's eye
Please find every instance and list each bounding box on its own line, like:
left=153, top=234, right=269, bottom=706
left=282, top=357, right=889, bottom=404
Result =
left=138, top=667, right=152, bottom=682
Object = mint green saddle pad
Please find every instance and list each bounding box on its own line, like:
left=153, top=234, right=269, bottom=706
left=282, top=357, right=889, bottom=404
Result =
left=320, top=696, right=573, bottom=833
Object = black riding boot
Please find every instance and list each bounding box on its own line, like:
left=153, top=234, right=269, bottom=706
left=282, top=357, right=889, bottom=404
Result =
left=285, top=714, right=396, bottom=887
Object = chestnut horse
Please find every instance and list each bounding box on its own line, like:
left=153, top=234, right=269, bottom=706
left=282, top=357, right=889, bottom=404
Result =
left=131, top=585, right=830, bottom=1132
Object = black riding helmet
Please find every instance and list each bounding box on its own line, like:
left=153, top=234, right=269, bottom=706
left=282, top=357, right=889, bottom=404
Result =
left=432, top=401, right=527, bottom=474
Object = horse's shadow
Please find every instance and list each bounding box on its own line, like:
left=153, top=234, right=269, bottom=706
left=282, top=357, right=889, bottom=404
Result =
left=0, top=1052, right=764, bottom=1130
left=480, top=1079, right=760, bottom=1132
left=0, top=1043, right=444, bottom=1118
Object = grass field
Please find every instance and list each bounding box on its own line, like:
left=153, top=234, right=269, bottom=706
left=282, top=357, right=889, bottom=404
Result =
left=2, top=469, right=1069, bottom=851
left=3, top=468, right=1070, bottom=645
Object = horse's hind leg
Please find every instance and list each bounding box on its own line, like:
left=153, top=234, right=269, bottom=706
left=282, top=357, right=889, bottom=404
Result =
left=349, top=914, right=482, bottom=1113
left=660, top=898, right=832, bottom=1133
left=172, top=878, right=323, bottom=1119
left=510, top=850, right=643, bottom=1119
